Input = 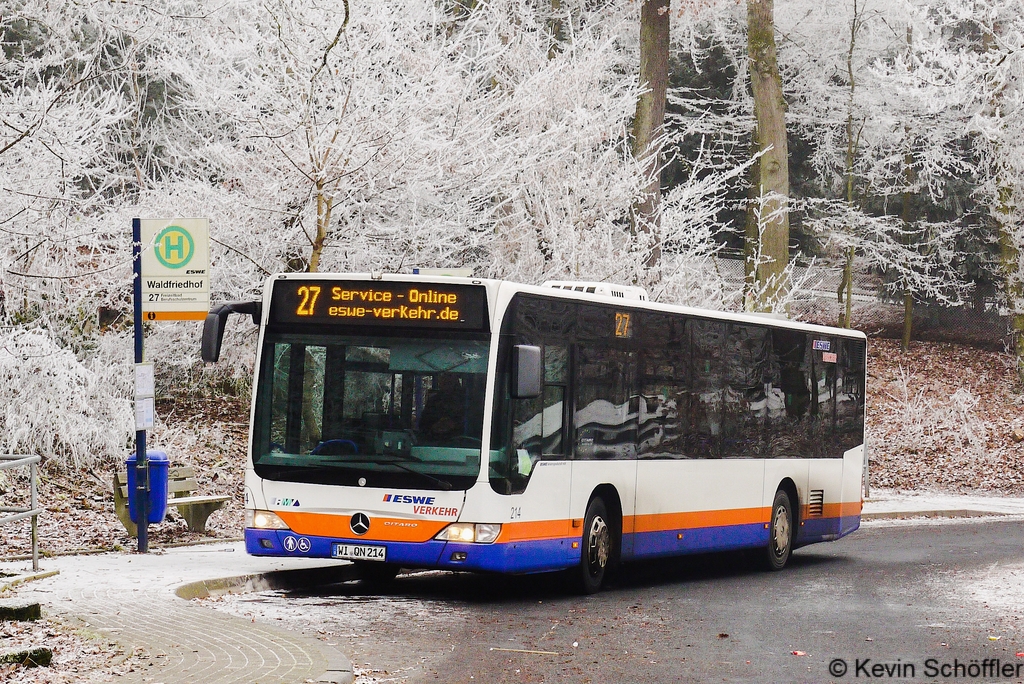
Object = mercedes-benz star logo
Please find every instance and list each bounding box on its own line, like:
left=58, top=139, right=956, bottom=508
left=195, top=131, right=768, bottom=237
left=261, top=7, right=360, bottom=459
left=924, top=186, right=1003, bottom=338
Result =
left=350, top=512, right=370, bottom=536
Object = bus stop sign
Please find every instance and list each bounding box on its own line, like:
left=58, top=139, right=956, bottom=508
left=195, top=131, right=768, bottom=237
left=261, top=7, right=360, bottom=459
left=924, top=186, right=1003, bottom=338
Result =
left=139, top=218, right=210, bottom=321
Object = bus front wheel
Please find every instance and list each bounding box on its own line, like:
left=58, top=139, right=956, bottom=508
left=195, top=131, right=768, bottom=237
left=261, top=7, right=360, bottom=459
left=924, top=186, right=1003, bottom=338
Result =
left=574, top=497, right=612, bottom=594
left=762, top=489, right=794, bottom=571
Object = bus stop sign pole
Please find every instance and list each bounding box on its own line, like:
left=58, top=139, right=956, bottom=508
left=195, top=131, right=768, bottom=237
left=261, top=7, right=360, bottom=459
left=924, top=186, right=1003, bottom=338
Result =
left=132, top=218, right=150, bottom=553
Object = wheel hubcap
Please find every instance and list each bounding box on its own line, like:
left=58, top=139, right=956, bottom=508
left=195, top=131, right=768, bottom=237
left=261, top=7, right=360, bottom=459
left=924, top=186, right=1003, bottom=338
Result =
left=588, top=515, right=610, bottom=572
left=772, top=505, right=790, bottom=557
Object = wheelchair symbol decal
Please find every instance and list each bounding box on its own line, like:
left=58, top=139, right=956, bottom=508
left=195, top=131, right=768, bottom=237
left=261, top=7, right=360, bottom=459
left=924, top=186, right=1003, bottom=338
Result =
left=283, top=536, right=311, bottom=553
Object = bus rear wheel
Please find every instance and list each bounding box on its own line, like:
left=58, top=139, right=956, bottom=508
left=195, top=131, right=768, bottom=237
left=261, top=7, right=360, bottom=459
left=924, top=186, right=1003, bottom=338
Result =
left=761, top=489, right=793, bottom=571
left=574, top=497, right=612, bottom=594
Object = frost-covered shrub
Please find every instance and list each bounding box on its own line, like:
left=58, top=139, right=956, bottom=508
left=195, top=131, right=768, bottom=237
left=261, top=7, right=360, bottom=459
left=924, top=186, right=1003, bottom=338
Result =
left=0, top=328, right=133, bottom=470
left=885, top=366, right=988, bottom=458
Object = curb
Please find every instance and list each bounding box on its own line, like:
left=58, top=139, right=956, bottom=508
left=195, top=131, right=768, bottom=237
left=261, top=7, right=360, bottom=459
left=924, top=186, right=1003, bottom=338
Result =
left=175, top=562, right=361, bottom=684
left=861, top=509, right=1014, bottom=521
left=174, top=562, right=360, bottom=599
left=0, top=569, right=60, bottom=593
left=1, top=536, right=245, bottom=563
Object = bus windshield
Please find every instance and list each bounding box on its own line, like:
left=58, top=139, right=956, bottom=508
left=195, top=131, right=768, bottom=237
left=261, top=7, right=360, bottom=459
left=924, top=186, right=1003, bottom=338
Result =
left=252, top=333, right=489, bottom=490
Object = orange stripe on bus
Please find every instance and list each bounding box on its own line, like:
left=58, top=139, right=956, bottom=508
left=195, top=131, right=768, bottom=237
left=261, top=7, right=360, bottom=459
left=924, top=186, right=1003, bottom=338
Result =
left=277, top=511, right=449, bottom=543
left=836, top=500, right=862, bottom=517
left=801, top=502, right=863, bottom=520
left=496, top=519, right=572, bottom=543
left=279, top=503, right=863, bottom=545
left=632, top=507, right=771, bottom=534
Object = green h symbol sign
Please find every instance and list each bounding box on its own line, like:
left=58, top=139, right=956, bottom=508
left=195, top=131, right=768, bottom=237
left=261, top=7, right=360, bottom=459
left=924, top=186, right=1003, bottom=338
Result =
left=164, top=233, right=184, bottom=261
left=154, top=226, right=194, bottom=269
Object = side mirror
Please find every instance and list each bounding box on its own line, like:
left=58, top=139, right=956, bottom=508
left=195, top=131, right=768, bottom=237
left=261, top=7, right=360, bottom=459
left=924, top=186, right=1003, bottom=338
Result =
left=511, top=345, right=542, bottom=399
left=201, top=300, right=262, bottom=363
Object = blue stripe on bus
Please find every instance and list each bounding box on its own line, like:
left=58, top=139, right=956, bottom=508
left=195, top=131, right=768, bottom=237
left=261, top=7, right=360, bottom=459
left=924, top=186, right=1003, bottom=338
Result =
left=796, top=517, right=841, bottom=545
left=795, top=515, right=861, bottom=546
left=246, top=516, right=862, bottom=572
left=245, top=528, right=574, bottom=573
left=627, top=522, right=769, bottom=560
left=440, top=537, right=574, bottom=573
left=839, top=514, right=860, bottom=538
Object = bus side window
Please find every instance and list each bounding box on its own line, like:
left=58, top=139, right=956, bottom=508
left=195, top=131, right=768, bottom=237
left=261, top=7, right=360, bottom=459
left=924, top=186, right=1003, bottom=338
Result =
left=687, top=318, right=724, bottom=458
left=835, top=339, right=865, bottom=455
left=542, top=345, right=568, bottom=456
left=492, top=295, right=577, bottom=495
left=511, top=345, right=568, bottom=472
left=768, top=329, right=812, bottom=459
left=810, top=336, right=838, bottom=458
left=638, top=313, right=688, bottom=459
left=723, top=324, right=770, bottom=459
left=575, top=345, right=637, bottom=460
left=512, top=395, right=543, bottom=474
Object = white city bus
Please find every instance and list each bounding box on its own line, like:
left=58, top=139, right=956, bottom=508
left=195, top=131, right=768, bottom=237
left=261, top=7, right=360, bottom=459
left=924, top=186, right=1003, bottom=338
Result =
left=203, top=274, right=866, bottom=592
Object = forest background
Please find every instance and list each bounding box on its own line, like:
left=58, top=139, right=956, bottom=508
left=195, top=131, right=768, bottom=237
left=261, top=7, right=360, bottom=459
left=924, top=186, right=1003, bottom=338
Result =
left=3, top=0, right=1024, bottom=476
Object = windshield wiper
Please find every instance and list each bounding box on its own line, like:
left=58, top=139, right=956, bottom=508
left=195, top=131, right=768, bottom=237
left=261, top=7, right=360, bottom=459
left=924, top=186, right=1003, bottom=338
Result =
left=379, top=457, right=454, bottom=491
left=311, top=455, right=454, bottom=491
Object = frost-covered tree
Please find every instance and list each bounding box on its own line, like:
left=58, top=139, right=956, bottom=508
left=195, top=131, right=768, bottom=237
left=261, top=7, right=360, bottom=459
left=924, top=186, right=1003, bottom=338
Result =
left=776, top=0, right=982, bottom=344
left=950, top=0, right=1024, bottom=380
left=0, top=0, right=783, bottom=469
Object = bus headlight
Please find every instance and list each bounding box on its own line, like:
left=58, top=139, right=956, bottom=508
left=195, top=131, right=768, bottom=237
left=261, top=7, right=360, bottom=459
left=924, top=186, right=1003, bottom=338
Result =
left=246, top=509, right=291, bottom=530
left=435, top=523, right=502, bottom=544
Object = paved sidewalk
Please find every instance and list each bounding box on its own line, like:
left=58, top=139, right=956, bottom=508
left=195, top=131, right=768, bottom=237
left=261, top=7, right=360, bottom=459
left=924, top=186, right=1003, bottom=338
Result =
left=862, top=490, right=1024, bottom=519
left=1, top=544, right=355, bottom=684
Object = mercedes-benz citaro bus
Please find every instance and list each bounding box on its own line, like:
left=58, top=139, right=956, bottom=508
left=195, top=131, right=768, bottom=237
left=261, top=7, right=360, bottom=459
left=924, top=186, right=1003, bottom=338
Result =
left=201, top=273, right=866, bottom=593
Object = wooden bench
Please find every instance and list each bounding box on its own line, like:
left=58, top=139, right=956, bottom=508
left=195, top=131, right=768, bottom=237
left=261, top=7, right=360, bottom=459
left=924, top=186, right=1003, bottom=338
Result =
left=113, top=467, right=230, bottom=536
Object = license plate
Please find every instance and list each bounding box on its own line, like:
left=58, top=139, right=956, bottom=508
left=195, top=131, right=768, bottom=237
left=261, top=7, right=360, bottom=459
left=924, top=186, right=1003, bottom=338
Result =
left=332, top=543, right=386, bottom=561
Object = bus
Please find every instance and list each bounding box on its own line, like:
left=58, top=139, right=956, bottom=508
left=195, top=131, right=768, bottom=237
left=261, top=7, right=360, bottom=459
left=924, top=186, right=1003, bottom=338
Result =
left=202, top=273, right=866, bottom=593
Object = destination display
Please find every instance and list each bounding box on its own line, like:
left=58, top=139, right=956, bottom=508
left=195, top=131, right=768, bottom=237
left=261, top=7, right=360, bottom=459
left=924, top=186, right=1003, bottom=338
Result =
left=269, top=280, right=488, bottom=330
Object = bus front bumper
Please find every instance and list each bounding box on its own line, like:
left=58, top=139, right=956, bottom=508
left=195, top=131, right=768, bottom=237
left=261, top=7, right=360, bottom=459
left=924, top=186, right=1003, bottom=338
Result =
left=245, top=528, right=576, bottom=574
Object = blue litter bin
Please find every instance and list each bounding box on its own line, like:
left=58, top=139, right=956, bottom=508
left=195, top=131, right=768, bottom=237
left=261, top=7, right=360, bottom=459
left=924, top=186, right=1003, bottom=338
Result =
left=126, top=450, right=169, bottom=524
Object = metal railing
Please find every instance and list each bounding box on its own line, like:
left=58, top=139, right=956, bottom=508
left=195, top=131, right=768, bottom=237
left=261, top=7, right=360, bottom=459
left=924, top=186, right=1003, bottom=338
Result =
left=0, top=454, right=43, bottom=571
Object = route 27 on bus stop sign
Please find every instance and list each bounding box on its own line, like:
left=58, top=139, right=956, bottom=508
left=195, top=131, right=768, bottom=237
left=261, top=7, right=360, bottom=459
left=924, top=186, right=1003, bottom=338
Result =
left=140, top=218, right=210, bottom=321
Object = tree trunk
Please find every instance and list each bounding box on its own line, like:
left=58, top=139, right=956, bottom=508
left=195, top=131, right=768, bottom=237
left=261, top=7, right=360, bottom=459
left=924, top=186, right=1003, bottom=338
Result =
left=839, top=245, right=855, bottom=328
left=548, top=0, right=563, bottom=59
left=630, top=0, right=669, bottom=269
left=900, top=133, right=915, bottom=351
left=984, top=24, right=1024, bottom=384
left=743, top=152, right=761, bottom=308
left=746, top=0, right=790, bottom=312
left=998, top=187, right=1024, bottom=383
left=838, top=0, right=860, bottom=329
left=308, top=184, right=333, bottom=273
left=901, top=290, right=913, bottom=352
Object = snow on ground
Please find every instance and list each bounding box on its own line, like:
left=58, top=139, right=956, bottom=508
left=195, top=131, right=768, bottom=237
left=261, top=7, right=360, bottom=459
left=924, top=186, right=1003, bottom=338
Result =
left=864, top=490, right=1024, bottom=515
left=962, top=562, right=1024, bottom=616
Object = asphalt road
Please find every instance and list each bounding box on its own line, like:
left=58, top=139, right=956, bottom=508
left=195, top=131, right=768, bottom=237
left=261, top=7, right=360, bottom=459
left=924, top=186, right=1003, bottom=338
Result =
left=211, top=519, right=1024, bottom=683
